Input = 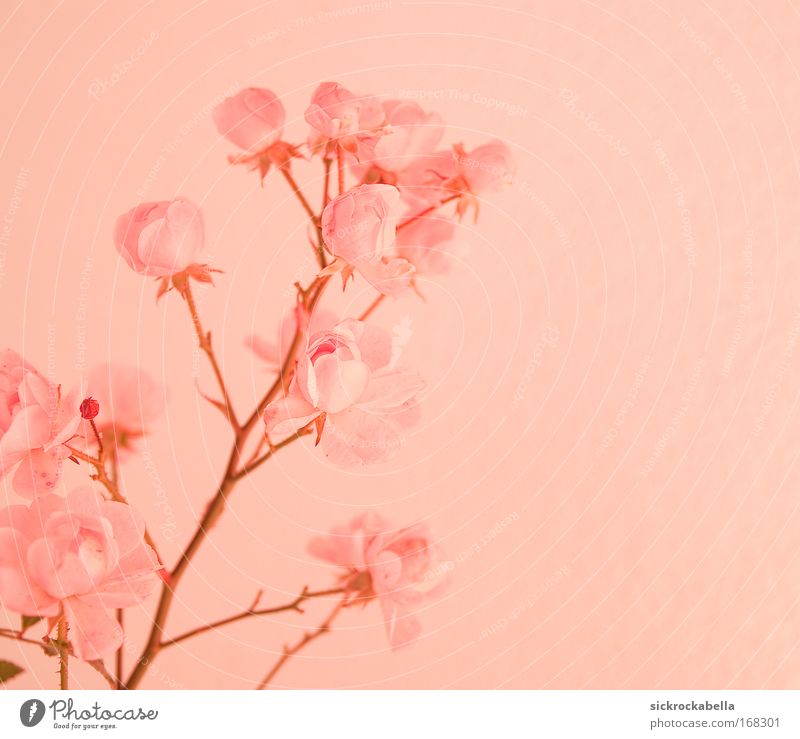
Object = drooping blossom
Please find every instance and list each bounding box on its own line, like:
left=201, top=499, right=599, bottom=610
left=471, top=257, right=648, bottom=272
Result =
left=82, top=363, right=165, bottom=457
left=114, top=198, right=206, bottom=285
left=395, top=215, right=465, bottom=276
left=320, top=184, right=414, bottom=296
left=396, top=141, right=514, bottom=217
left=0, top=350, right=82, bottom=497
left=213, top=87, right=285, bottom=152
left=263, top=319, right=423, bottom=466
left=305, top=81, right=386, bottom=159
left=451, top=140, right=515, bottom=194
left=0, top=486, right=161, bottom=659
left=309, top=512, right=447, bottom=647
left=248, top=307, right=337, bottom=370
left=213, top=87, right=297, bottom=179
left=366, top=100, right=444, bottom=179
left=395, top=149, right=459, bottom=213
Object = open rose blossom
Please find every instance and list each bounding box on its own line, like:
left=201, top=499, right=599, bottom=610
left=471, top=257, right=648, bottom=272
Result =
left=114, top=198, right=204, bottom=278
left=305, top=81, right=386, bottom=158
left=371, top=100, right=444, bottom=176
left=321, top=184, right=414, bottom=296
left=0, top=487, right=161, bottom=659
left=0, top=350, right=82, bottom=497
left=263, top=319, right=424, bottom=466
left=83, top=363, right=165, bottom=455
left=212, top=87, right=285, bottom=153
left=309, top=512, right=447, bottom=647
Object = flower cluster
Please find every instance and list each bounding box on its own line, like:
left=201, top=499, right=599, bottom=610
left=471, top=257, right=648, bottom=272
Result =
left=0, top=79, right=511, bottom=686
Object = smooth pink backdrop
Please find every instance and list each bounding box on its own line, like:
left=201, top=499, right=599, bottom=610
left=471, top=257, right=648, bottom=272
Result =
left=2, top=0, right=800, bottom=688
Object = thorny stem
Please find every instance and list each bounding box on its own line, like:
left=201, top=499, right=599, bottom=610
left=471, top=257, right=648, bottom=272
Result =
left=280, top=168, right=317, bottom=223
left=0, top=629, right=115, bottom=689
left=183, top=282, right=240, bottom=432
left=161, top=587, right=345, bottom=649
left=108, top=451, right=124, bottom=690
left=280, top=168, right=326, bottom=269
left=125, top=275, right=333, bottom=690
left=337, top=147, right=345, bottom=195
left=57, top=617, right=68, bottom=690
left=322, top=158, right=332, bottom=208
left=257, top=593, right=350, bottom=689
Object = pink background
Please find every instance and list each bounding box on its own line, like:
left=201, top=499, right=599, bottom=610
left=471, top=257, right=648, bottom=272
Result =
left=2, top=0, right=800, bottom=689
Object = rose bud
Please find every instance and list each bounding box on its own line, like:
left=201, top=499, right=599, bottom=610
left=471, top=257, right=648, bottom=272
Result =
left=79, top=396, right=100, bottom=420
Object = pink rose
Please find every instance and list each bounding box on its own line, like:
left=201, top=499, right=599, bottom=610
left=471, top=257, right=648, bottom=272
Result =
left=83, top=363, right=165, bottom=454
left=309, top=512, right=447, bottom=648
left=0, top=487, right=161, bottom=660
left=0, top=350, right=81, bottom=497
left=114, top=198, right=204, bottom=278
left=372, top=100, right=444, bottom=174
left=395, top=215, right=464, bottom=276
left=212, top=87, right=285, bottom=153
left=305, top=81, right=385, bottom=158
left=321, top=184, right=414, bottom=296
left=452, top=140, right=515, bottom=194
left=264, top=319, right=423, bottom=466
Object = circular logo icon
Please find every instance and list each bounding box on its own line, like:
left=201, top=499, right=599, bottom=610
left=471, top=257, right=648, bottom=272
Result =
left=19, top=699, right=45, bottom=728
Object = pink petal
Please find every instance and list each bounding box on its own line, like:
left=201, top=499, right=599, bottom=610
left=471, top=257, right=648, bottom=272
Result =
left=26, top=537, right=92, bottom=599
left=321, top=407, right=406, bottom=466
left=358, top=258, right=415, bottom=297
left=12, top=448, right=64, bottom=497
left=64, top=595, right=123, bottom=660
left=358, top=370, right=424, bottom=413
left=336, top=319, right=393, bottom=371
left=309, top=355, right=370, bottom=413
left=0, top=528, right=59, bottom=616
left=0, top=405, right=51, bottom=473
left=263, top=394, right=320, bottom=436
left=380, top=599, right=423, bottom=649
